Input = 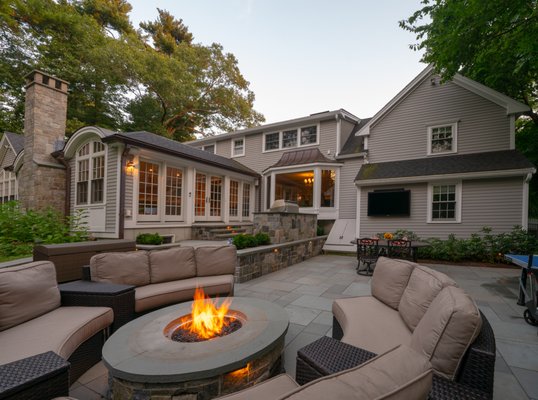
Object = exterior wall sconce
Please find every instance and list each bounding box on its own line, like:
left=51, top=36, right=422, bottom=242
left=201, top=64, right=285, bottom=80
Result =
left=126, top=159, right=135, bottom=176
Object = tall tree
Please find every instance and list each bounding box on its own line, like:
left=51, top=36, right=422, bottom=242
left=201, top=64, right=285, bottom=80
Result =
left=400, top=0, right=538, bottom=217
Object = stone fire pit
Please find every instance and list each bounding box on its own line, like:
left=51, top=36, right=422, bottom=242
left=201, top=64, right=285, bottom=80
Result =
left=102, top=297, right=289, bottom=399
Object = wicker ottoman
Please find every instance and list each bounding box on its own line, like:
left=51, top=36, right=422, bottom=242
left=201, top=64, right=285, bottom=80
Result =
left=295, top=336, right=376, bottom=385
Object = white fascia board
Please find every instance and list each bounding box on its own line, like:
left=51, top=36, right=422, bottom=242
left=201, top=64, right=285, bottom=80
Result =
left=356, top=64, right=435, bottom=137
left=452, top=74, right=530, bottom=115
left=263, top=162, right=344, bottom=175
left=355, top=168, right=536, bottom=187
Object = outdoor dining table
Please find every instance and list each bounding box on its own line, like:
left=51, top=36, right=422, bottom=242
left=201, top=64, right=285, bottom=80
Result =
left=351, top=239, right=430, bottom=262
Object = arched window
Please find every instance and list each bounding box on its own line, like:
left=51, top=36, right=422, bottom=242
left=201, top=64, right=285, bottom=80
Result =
left=76, top=141, right=106, bottom=205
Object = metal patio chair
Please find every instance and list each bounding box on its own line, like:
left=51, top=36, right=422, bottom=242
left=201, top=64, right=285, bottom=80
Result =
left=387, top=239, right=413, bottom=260
left=356, top=238, right=380, bottom=275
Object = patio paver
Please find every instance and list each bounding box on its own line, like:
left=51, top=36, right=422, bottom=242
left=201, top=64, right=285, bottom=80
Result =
left=72, top=254, right=538, bottom=400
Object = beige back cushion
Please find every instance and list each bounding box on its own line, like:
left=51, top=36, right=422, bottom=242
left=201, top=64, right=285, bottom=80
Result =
left=0, top=261, right=61, bottom=331
left=90, top=251, right=150, bottom=286
left=149, top=246, right=196, bottom=283
left=195, top=246, right=237, bottom=277
left=282, top=345, right=432, bottom=400
left=410, top=286, right=482, bottom=380
left=371, top=257, right=416, bottom=310
left=398, top=265, right=456, bottom=331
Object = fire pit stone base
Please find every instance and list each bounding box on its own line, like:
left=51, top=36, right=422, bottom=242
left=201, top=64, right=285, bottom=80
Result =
left=108, top=343, right=283, bottom=399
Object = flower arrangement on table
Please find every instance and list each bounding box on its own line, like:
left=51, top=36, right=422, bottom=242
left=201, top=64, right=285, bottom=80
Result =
left=383, top=232, right=394, bottom=240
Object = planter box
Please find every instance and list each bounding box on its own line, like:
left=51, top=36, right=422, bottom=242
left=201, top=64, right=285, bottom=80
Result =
left=33, top=240, right=136, bottom=283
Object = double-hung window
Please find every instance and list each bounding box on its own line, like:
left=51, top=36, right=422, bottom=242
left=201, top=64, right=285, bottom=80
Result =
left=428, top=183, right=461, bottom=223
left=232, top=138, right=245, bottom=157
left=76, top=141, right=105, bottom=205
left=263, top=125, right=318, bottom=152
left=428, top=123, right=457, bottom=155
left=202, top=144, right=215, bottom=154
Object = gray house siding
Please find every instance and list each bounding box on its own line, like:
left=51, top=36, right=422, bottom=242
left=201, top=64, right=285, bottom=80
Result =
left=104, top=145, right=118, bottom=233
left=368, top=77, right=511, bottom=163
left=339, top=158, right=363, bottom=218
left=358, top=177, right=523, bottom=239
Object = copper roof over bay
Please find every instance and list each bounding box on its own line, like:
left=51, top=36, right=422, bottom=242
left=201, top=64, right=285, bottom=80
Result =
left=264, top=148, right=338, bottom=172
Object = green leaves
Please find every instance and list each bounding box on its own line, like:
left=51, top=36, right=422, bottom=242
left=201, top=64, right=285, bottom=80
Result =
left=0, top=1, right=264, bottom=139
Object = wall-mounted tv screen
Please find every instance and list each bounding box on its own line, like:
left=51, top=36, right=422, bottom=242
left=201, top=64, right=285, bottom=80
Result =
left=367, top=190, right=411, bottom=216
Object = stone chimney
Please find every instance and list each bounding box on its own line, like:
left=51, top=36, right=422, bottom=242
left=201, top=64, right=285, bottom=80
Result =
left=18, top=70, right=68, bottom=213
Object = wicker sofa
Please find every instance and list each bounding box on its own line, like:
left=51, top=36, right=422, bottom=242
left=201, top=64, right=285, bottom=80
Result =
left=0, top=261, right=113, bottom=398
left=330, top=257, right=495, bottom=400
left=83, top=245, right=236, bottom=314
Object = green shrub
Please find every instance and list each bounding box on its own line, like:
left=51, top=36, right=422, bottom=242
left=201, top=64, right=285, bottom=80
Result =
left=254, top=232, right=270, bottom=246
left=0, top=202, right=88, bottom=258
left=136, top=233, right=164, bottom=245
left=416, top=226, right=538, bottom=263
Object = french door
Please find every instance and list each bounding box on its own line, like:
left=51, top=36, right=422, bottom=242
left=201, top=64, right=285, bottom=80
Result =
left=194, top=172, right=223, bottom=221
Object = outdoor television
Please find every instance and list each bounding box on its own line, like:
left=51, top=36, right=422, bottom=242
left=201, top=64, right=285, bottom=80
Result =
left=367, top=190, right=411, bottom=217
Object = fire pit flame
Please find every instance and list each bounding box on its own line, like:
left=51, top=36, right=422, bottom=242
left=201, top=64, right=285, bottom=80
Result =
left=185, top=287, right=232, bottom=339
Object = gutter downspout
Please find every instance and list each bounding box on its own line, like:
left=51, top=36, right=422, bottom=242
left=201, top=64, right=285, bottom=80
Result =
left=118, top=145, right=132, bottom=239
left=52, top=151, right=71, bottom=217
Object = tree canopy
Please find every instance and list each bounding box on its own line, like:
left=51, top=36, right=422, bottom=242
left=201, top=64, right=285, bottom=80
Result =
left=400, top=0, right=538, bottom=217
left=0, top=0, right=264, bottom=141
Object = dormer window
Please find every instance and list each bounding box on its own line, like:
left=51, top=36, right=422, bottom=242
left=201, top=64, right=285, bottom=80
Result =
left=427, top=123, right=457, bottom=155
left=232, top=138, right=245, bottom=157
left=202, top=144, right=215, bottom=154
left=263, top=125, right=319, bottom=152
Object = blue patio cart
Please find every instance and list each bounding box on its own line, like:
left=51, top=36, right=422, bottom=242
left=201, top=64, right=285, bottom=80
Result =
left=505, top=254, right=538, bottom=326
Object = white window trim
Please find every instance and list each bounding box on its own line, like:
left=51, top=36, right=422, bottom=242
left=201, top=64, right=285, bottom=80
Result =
left=262, top=123, right=320, bottom=153
left=202, top=143, right=216, bottom=154
left=75, top=140, right=107, bottom=206
left=427, top=181, right=462, bottom=224
left=135, top=159, right=185, bottom=222
left=427, top=122, right=458, bottom=156
left=231, top=137, right=245, bottom=157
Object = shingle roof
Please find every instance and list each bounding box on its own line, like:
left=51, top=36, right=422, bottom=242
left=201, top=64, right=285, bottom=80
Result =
left=339, top=118, right=371, bottom=156
left=4, top=132, right=24, bottom=154
left=355, top=150, right=535, bottom=182
left=102, top=131, right=259, bottom=177
left=264, top=148, right=337, bottom=172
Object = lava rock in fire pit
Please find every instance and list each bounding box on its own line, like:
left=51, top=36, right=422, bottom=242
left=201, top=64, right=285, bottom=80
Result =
left=171, top=318, right=243, bottom=342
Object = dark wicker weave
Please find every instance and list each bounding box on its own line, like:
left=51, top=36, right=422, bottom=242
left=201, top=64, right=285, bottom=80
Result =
left=67, top=330, right=107, bottom=383
left=60, top=280, right=136, bottom=332
left=296, top=336, right=376, bottom=385
left=0, top=351, right=69, bottom=400
left=323, top=311, right=495, bottom=399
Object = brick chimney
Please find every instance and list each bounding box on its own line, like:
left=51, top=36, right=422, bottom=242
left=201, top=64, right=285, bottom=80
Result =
left=18, top=70, right=68, bottom=213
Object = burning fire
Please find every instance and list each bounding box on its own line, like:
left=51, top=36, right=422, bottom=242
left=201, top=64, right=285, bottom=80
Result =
left=182, top=288, right=232, bottom=340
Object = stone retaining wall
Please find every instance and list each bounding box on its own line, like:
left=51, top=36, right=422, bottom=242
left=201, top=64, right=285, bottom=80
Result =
left=235, top=236, right=327, bottom=283
left=253, top=212, right=316, bottom=244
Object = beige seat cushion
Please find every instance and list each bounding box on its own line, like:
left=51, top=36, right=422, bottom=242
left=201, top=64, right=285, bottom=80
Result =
left=0, top=306, right=112, bottom=365
left=0, top=261, right=61, bottom=332
left=282, top=345, right=432, bottom=400
left=195, top=246, right=237, bottom=276
left=90, top=250, right=150, bottom=286
left=215, top=374, right=299, bottom=400
left=332, top=296, right=412, bottom=354
left=134, top=275, right=234, bottom=313
left=371, top=257, right=416, bottom=310
left=398, top=265, right=456, bottom=331
left=410, top=286, right=482, bottom=380
left=149, top=246, right=196, bottom=283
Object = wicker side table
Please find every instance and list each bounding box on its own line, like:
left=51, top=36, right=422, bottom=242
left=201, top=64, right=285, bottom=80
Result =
left=295, top=336, right=376, bottom=385
left=0, top=351, right=70, bottom=400
left=59, top=280, right=135, bottom=332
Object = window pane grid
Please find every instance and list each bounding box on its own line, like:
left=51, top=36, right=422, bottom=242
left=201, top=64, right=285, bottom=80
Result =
left=300, top=126, right=317, bottom=145
left=242, top=183, right=250, bottom=217
left=282, top=130, right=297, bottom=148
left=432, top=184, right=456, bottom=220
left=431, top=126, right=453, bottom=153
left=138, top=161, right=159, bottom=215
left=195, top=173, right=206, bottom=216
left=229, top=180, right=239, bottom=217
left=165, top=167, right=182, bottom=216
left=210, top=177, right=222, bottom=217
left=233, top=139, right=244, bottom=156
left=265, top=133, right=279, bottom=150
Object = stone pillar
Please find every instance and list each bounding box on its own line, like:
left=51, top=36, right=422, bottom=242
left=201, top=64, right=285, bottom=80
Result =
left=18, top=70, right=68, bottom=213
